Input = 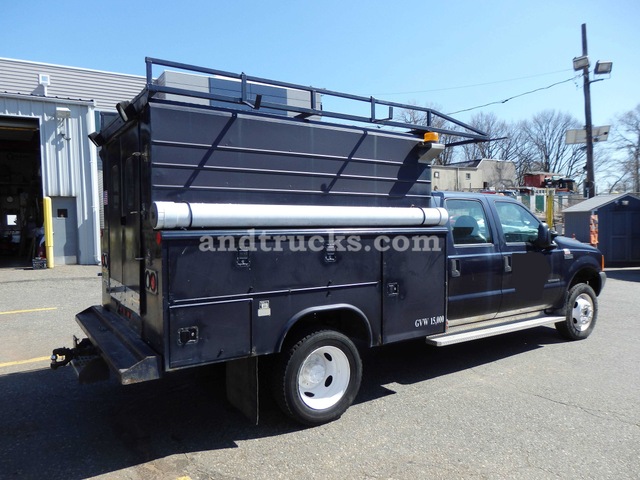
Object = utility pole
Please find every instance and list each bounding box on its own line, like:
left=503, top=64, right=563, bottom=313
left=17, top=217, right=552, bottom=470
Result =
left=581, top=23, right=596, bottom=199
left=570, top=24, right=612, bottom=196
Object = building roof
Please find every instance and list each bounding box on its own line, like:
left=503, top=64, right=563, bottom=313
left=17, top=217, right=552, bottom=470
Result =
left=437, top=158, right=514, bottom=170
left=525, top=171, right=562, bottom=176
left=563, top=193, right=639, bottom=213
left=445, top=159, right=482, bottom=168
left=0, top=57, right=146, bottom=111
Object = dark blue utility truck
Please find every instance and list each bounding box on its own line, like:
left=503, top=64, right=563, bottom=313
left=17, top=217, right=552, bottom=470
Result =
left=52, top=58, right=606, bottom=425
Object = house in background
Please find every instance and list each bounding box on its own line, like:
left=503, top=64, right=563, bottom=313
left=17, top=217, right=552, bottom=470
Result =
left=432, top=159, right=517, bottom=192
left=563, top=193, right=640, bottom=267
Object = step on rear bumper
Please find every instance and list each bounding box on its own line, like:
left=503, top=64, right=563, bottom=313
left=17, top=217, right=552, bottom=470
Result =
left=52, top=306, right=161, bottom=385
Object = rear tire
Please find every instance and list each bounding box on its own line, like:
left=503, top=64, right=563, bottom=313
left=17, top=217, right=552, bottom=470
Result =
left=555, top=284, right=597, bottom=340
left=272, top=330, right=362, bottom=426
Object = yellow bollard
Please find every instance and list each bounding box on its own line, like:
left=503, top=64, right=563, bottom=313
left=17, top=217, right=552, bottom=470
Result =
left=43, top=196, right=54, bottom=268
left=545, top=188, right=554, bottom=229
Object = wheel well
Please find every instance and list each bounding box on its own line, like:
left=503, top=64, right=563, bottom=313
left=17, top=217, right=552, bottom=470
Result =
left=279, top=307, right=372, bottom=353
left=570, top=268, right=602, bottom=295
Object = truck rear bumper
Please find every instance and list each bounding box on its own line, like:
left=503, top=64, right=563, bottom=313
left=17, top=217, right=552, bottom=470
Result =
left=72, top=306, right=161, bottom=384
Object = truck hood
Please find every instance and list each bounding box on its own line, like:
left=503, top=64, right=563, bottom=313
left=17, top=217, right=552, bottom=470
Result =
left=554, top=235, right=599, bottom=253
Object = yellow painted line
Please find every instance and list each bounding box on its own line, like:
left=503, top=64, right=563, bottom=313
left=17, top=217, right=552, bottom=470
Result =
left=0, top=356, right=51, bottom=369
left=0, top=307, right=57, bottom=316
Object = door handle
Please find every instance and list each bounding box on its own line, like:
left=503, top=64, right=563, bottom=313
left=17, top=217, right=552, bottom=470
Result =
left=451, top=259, right=461, bottom=277
left=504, top=255, right=512, bottom=273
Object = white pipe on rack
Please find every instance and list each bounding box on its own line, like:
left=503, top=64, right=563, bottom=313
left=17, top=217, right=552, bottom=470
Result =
left=151, top=201, right=448, bottom=229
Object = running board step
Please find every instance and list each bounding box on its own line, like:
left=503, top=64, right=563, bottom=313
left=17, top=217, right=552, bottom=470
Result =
left=425, top=315, right=565, bottom=347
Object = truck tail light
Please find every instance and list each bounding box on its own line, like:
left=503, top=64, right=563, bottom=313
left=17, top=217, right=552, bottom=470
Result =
left=145, top=269, right=158, bottom=295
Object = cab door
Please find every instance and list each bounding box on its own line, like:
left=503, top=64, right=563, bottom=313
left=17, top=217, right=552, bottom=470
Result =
left=445, top=198, right=503, bottom=325
left=492, top=200, right=565, bottom=315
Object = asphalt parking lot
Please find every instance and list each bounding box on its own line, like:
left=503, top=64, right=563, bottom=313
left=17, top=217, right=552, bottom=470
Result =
left=0, top=264, right=639, bottom=480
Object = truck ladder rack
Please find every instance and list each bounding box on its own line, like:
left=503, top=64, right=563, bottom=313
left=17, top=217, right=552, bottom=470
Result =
left=75, top=306, right=161, bottom=384
left=425, top=314, right=565, bottom=347
left=144, top=57, right=489, bottom=142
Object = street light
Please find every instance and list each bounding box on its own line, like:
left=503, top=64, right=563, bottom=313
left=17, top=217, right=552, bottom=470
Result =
left=594, top=60, right=613, bottom=75
left=573, top=23, right=612, bottom=198
left=572, top=55, right=589, bottom=70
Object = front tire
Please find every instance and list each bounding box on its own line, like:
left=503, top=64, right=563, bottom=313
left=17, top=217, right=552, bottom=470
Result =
left=555, top=284, right=598, bottom=340
left=272, top=330, right=362, bottom=426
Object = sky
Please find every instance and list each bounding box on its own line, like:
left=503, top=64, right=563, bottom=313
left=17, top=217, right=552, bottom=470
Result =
left=2, top=0, right=639, bottom=129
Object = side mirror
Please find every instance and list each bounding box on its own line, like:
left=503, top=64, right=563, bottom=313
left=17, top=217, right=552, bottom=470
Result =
left=535, top=222, right=556, bottom=249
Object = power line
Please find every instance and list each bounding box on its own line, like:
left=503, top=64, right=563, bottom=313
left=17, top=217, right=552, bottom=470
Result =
left=373, top=69, right=575, bottom=96
left=447, top=75, right=580, bottom=115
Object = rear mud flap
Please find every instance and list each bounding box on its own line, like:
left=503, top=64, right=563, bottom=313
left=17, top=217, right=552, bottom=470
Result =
left=226, top=356, right=259, bottom=425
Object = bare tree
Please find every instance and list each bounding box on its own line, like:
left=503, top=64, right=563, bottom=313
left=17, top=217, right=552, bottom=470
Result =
left=608, top=104, right=640, bottom=192
left=457, top=112, right=541, bottom=186
left=461, top=112, right=519, bottom=161
left=519, top=110, right=586, bottom=181
left=510, top=124, right=538, bottom=185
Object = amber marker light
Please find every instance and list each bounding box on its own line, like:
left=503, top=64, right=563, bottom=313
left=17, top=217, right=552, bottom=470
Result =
left=423, top=132, right=439, bottom=143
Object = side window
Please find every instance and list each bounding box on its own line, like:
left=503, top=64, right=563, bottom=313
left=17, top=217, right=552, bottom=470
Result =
left=495, top=202, right=540, bottom=243
left=446, top=199, right=493, bottom=245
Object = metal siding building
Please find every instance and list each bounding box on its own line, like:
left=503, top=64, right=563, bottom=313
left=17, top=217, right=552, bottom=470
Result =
left=0, top=57, right=145, bottom=110
left=0, top=58, right=145, bottom=265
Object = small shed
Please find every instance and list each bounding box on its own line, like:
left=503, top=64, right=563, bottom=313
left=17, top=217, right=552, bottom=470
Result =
left=563, top=193, right=640, bottom=267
